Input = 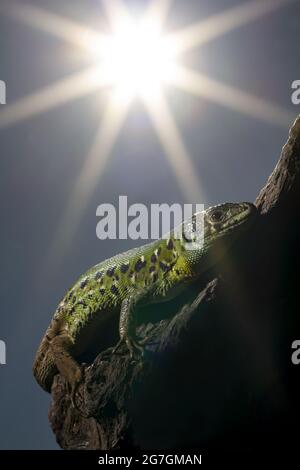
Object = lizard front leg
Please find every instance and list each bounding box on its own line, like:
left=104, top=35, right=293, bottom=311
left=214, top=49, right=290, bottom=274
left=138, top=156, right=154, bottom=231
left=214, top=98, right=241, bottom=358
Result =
left=50, top=333, right=83, bottom=407
left=113, top=289, right=151, bottom=360
left=120, top=296, right=144, bottom=359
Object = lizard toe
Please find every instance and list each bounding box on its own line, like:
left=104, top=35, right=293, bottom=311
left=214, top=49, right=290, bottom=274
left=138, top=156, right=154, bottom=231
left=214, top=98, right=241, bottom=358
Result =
left=126, top=337, right=145, bottom=361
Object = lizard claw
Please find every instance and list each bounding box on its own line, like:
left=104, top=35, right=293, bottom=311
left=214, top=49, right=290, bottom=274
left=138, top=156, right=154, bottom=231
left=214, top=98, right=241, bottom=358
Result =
left=113, top=337, right=147, bottom=361
left=127, top=338, right=145, bottom=361
left=112, top=339, right=125, bottom=355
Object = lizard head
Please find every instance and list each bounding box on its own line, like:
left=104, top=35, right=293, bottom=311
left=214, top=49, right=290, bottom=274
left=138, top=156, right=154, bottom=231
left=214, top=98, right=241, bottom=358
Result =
left=180, top=202, right=258, bottom=269
left=204, top=202, right=257, bottom=238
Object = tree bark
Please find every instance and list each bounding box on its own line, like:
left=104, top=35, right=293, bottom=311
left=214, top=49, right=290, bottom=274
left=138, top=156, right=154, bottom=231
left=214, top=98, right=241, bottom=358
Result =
left=49, top=116, right=300, bottom=450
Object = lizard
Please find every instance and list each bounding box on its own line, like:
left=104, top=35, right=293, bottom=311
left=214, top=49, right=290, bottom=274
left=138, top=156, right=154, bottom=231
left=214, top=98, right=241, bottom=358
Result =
left=33, top=202, right=257, bottom=403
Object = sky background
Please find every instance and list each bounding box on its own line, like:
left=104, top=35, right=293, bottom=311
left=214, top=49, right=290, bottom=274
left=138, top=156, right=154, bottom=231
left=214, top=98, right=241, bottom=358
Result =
left=0, top=0, right=299, bottom=449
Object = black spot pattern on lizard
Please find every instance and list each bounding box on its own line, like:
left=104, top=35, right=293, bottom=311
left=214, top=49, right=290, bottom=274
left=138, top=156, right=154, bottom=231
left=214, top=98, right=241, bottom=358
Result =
left=160, top=261, right=171, bottom=272
left=106, top=266, right=115, bottom=277
left=99, top=288, right=106, bottom=295
left=167, top=239, right=174, bottom=250
left=135, top=258, right=146, bottom=272
left=80, top=279, right=88, bottom=289
left=151, top=254, right=157, bottom=263
left=68, top=307, right=76, bottom=316
left=121, top=263, right=129, bottom=273
left=95, top=271, right=103, bottom=280
left=111, top=285, right=119, bottom=295
left=67, top=290, right=74, bottom=301
left=149, top=265, right=156, bottom=273
left=152, top=273, right=158, bottom=283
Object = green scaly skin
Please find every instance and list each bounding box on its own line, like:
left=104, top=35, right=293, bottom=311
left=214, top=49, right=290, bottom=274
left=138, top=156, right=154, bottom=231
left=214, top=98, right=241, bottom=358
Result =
left=33, top=202, right=257, bottom=402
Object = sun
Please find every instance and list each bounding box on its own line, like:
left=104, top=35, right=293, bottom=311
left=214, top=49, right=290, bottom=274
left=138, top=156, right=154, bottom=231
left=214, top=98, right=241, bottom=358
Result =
left=99, top=17, right=177, bottom=100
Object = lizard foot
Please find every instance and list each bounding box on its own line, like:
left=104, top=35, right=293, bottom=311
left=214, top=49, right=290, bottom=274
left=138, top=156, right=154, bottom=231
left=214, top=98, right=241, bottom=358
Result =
left=112, top=337, right=146, bottom=361
left=112, top=337, right=148, bottom=361
left=126, top=337, right=145, bottom=362
left=112, top=339, right=126, bottom=355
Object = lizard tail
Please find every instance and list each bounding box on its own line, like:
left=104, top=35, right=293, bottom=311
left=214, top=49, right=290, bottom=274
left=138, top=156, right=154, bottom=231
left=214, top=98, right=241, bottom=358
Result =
left=33, top=331, right=58, bottom=393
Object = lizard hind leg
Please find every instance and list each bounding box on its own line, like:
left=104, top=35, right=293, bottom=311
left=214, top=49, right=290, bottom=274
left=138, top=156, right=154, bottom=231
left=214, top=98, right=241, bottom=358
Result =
left=33, top=339, right=58, bottom=393
left=50, top=333, right=83, bottom=408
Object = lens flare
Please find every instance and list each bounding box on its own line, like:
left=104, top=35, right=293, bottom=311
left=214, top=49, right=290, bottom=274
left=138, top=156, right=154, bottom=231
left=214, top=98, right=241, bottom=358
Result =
left=1, top=0, right=296, bottom=269
left=99, top=18, right=177, bottom=100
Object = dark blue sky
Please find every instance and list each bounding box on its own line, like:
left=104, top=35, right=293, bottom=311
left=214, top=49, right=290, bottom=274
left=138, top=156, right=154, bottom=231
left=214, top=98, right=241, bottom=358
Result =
left=0, top=0, right=299, bottom=449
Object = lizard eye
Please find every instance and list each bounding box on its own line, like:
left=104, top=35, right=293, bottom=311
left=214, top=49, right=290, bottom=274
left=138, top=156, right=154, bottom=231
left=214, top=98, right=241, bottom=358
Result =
left=210, top=210, right=223, bottom=223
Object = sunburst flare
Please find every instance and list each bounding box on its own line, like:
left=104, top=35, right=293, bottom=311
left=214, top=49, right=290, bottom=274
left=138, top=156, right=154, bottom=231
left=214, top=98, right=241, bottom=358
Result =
left=0, top=0, right=296, bottom=265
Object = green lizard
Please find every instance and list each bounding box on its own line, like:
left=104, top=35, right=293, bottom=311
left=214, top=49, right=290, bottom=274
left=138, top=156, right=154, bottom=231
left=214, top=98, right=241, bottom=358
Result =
left=33, top=202, right=257, bottom=402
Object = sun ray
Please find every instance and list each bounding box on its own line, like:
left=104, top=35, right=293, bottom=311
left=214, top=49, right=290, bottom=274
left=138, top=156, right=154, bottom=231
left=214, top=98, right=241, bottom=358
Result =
left=170, top=0, right=295, bottom=53
left=172, top=66, right=294, bottom=128
left=0, top=0, right=294, bottom=268
left=144, top=0, right=174, bottom=27
left=101, top=0, right=132, bottom=30
left=49, top=92, right=131, bottom=266
left=5, top=2, right=105, bottom=52
left=143, top=91, right=202, bottom=202
left=0, top=67, right=109, bottom=129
